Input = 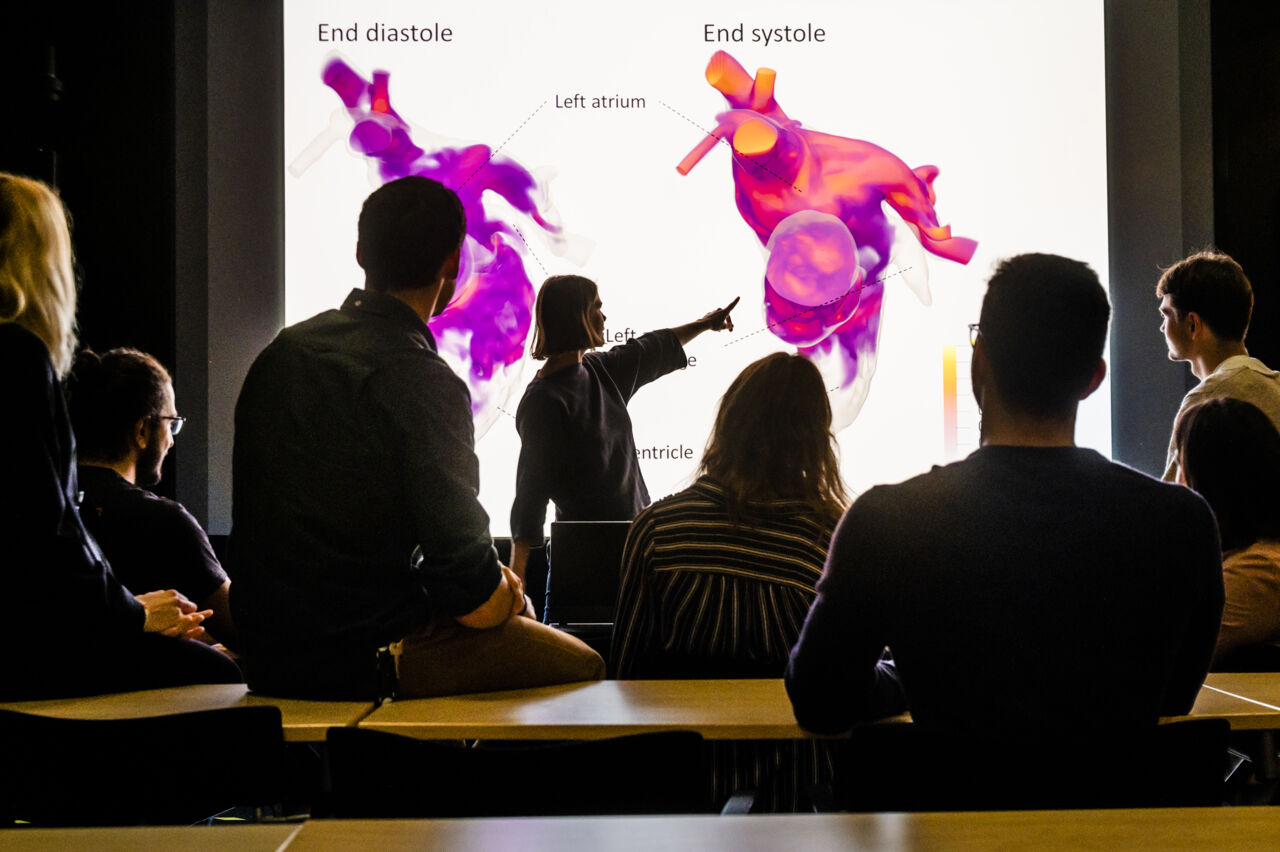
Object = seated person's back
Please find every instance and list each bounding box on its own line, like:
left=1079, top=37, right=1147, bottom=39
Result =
left=229, top=177, right=603, bottom=699
left=612, top=353, right=845, bottom=680
left=1175, top=397, right=1280, bottom=668
left=611, top=353, right=859, bottom=812
left=787, top=253, right=1224, bottom=742
left=67, top=348, right=235, bottom=648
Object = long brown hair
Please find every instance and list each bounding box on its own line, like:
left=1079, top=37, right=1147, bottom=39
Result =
left=700, top=352, right=848, bottom=523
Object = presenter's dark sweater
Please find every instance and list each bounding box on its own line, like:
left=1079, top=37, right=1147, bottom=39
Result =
left=786, top=446, right=1224, bottom=739
left=509, top=329, right=686, bottom=541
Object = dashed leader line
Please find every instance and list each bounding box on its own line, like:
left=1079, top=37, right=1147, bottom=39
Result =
left=509, top=225, right=549, bottom=276
left=660, top=100, right=802, bottom=193
left=458, top=100, right=549, bottom=190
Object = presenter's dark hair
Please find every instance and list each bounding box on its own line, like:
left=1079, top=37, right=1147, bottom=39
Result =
left=1176, top=398, right=1280, bottom=552
left=357, top=176, right=465, bottom=292
left=978, top=253, right=1109, bottom=419
left=1156, top=250, right=1253, bottom=342
left=700, top=352, right=848, bottom=524
left=530, top=275, right=604, bottom=359
left=67, top=348, right=171, bottom=463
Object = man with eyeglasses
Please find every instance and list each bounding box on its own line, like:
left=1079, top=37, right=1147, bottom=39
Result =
left=67, top=347, right=237, bottom=650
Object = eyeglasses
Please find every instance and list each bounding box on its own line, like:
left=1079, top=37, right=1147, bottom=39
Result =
left=153, top=415, right=186, bottom=436
left=968, top=323, right=981, bottom=347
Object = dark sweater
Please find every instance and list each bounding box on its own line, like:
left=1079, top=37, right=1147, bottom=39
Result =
left=0, top=324, right=145, bottom=691
left=786, top=446, right=1224, bottom=739
left=509, top=329, right=686, bottom=540
left=78, top=465, right=228, bottom=605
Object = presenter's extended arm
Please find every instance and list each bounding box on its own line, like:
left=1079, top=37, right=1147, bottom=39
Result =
left=672, top=297, right=741, bottom=345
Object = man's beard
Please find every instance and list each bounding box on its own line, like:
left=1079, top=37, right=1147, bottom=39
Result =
left=137, top=435, right=165, bottom=487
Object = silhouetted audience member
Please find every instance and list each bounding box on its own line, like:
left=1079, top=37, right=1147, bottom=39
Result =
left=1176, top=398, right=1280, bottom=668
left=0, top=172, right=240, bottom=699
left=1157, top=250, right=1280, bottom=481
left=508, top=274, right=738, bottom=598
left=787, top=253, right=1223, bottom=743
left=67, top=348, right=237, bottom=649
left=612, top=352, right=878, bottom=811
left=230, top=176, right=604, bottom=699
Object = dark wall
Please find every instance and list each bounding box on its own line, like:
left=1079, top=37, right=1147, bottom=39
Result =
left=1106, top=0, right=1215, bottom=476
left=1212, top=2, right=1280, bottom=370
left=0, top=4, right=182, bottom=499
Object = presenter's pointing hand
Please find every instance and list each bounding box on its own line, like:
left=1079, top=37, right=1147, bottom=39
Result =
left=702, top=297, right=741, bottom=332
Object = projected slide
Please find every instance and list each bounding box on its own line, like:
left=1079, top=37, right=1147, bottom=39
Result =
left=284, top=0, right=1110, bottom=535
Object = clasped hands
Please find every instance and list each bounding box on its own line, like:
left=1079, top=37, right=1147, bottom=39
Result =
left=136, top=589, right=213, bottom=642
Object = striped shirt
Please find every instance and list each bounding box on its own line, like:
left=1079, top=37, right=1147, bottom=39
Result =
left=610, top=476, right=836, bottom=810
left=612, top=477, right=834, bottom=678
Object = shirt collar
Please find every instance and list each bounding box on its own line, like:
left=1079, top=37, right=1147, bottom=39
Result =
left=1209, top=354, right=1275, bottom=379
left=341, top=288, right=437, bottom=350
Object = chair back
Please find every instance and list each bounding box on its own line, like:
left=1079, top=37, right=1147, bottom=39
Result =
left=0, top=706, right=285, bottom=826
left=547, top=521, right=631, bottom=625
left=326, top=727, right=710, bottom=817
left=831, top=718, right=1229, bottom=812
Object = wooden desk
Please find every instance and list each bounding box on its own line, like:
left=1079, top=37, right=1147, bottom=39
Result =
left=1, top=824, right=300, bottom=852
left=0, top=684, right=375, bottom=743
left=359, top=675, right=1280, bottom=741
left=1161, top=674, right=1280, bottom=730
left=288, top=809, right=1280, bottom=851
left=1201, top=673, right=1280, bottom=717
left=359, top=679, right=806, bottom=740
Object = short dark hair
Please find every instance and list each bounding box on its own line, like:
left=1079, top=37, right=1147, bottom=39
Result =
left=700, top=353, right=848, bottom=524
left=530, top=275, right=603, bottom=359
left=978, top=253, right=1110, bottom=419
left=67, top=347, right=171, bottom=463
left=357, top=177, right=465, bottom=292
left=1155, top=250, right=1252, bottom=341
left=1176, top=397, right=1280, bottom=552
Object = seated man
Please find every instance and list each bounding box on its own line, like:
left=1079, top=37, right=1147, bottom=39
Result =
left=1157, top=250, right=1280, bottom=481
left=786, top=253, right=1223, bottom=744
left=229, top=176, right=604, bottom=699
left=67, top=347, right=236, bottom=649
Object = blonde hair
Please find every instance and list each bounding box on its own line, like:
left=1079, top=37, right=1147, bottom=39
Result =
left=0, top=173, right=78, bottom=376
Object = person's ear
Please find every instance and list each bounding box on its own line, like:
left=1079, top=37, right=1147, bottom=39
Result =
left=1079, top=359, right=1107, bottom=400
left=1185, top=310, right=1203, bottom=339
left=970, top=338, right=988, bottom=411
left=133, top=416, right=152, bottom=451
left=440, top=246, right=461, bottom=283
left=356, top=242, right=365, bottom=270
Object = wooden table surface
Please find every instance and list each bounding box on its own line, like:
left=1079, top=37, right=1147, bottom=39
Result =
left=287, top=808, right=1280, bottom=851
left=0, top=824, right=301, bottom=852
left=2, top=673, right=1277, bottom=746
left=359, top=674, right=1280, bottom=741
left=359, top=679, right=807, bottom=740
left=0, top=684, right=375, bottom=742
left=1199, top=672, right=1280, bottom=716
